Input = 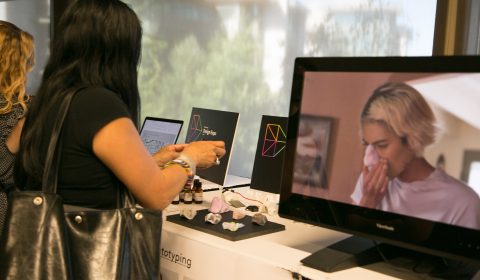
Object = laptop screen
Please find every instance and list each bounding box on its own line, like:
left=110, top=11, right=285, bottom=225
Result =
left=139, top=117, right=183, bottom=154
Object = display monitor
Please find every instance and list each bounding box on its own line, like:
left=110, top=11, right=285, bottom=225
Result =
left=139, top=117, right=183, bottom=155
left=279, top=56, right=480, bottom=274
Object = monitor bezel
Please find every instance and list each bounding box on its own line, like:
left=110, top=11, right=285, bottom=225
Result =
left=279, top=56, right=480, bottom=265
left=140, top=116, right=184, bottom=145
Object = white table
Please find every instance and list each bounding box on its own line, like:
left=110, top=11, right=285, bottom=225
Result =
left=159, top=176, right=466, bottom=280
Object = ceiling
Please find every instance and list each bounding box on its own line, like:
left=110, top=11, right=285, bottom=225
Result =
left=407, top=73, right=480, bottom=130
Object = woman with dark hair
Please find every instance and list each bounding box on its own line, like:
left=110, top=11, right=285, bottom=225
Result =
left=0, top=20, right=35, bottom=234
left=15, top=0, right=225, bottom=210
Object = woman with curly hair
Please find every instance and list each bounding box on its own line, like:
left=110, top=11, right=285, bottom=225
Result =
left=0, top=20, right=35, bottom=234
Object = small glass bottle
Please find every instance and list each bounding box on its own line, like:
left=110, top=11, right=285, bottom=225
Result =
left=172, top=193, right=180, bottom=205
left=193, top=179, right=203, bottom=204
left=179, top=188, right=185, bottom=202
left=183, top=186, right=193, bottom=204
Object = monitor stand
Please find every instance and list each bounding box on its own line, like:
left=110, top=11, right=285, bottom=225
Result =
left=301, top=236, right=480, bottom=278
left=300, top=236, right=380, bottom=273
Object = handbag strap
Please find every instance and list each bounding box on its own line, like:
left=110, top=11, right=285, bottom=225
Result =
left=42, top=88, right=84, bottom=193
left=116, top=183, right=136, bottom=208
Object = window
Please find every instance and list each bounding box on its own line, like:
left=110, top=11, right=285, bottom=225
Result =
left=468, top=161, right=480, bottom=195
left=465, top=0, right=480, bottom=54
left=124, top=0, right=437, bottom=178
left=0, top=0, right=51, bottom=95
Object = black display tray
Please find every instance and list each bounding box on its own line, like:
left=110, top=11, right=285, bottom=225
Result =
left=166, top=209, right=285, bottom=241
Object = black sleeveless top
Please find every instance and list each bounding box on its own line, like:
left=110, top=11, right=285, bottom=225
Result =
left=21, top=87, right=131, bottom=209
left=57, top=87, right=131, bottom=209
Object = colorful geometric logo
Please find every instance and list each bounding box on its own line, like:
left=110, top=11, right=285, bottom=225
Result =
left=187, top=114, right=203, bottom=142
left=261, top=123, right=287, bottom=157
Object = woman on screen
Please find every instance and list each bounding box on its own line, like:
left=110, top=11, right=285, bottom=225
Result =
left=350, top=82, right=480, bottom=230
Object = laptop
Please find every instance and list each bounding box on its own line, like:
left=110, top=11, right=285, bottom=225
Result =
left=139, top=116, right=183, bottom=154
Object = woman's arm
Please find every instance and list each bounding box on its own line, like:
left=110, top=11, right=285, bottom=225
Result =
left=152, top=144, right=187, bottom=166
left=5, top=118, right=25, bottom=154
left=92, top=117, right=225, bottom=209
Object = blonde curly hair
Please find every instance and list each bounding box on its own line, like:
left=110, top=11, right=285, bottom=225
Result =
left=0, top=20, right=35, bottom=114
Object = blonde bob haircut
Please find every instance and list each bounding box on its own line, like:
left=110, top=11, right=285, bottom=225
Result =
left=361, top=82, right=438, bottom=156
left=0, top=20, right=35, bottom=114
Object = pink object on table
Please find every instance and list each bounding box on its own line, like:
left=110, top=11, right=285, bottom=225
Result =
left=232, top=210, right=246, bottom=220
left=209, top=196, right=230, bottom=214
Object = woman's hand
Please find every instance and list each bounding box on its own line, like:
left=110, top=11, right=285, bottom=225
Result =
left=152, top=144, right=187, bottom=166
left=359, top=159, right=389, bottom=208
left=181, top=141, right=226, bottom=168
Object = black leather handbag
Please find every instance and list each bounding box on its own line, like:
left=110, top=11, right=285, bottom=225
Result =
left=0, top=89, right=162, bottom=279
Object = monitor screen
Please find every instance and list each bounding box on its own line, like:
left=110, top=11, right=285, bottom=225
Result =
left=279, top=56, right=480, bottom=269
left=139, top=117, right=183, bottom=154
